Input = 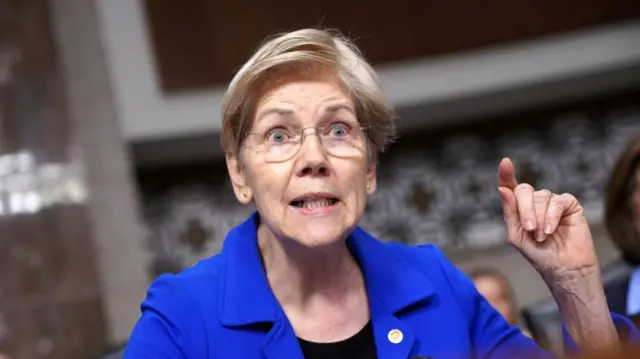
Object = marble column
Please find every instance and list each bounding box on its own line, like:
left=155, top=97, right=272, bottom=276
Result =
left=0, top=0, right=149, bottom=358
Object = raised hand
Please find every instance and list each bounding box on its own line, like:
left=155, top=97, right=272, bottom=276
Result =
left=497, top=158, right=599, bottom=280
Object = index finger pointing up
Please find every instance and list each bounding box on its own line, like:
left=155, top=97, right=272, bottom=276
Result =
left=498, top=157, right=519, bottom=190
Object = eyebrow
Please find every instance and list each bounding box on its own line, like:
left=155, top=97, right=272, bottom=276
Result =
left=256, top=108, right=294, bottom=122
left=324, top=103, right=355, bottom=115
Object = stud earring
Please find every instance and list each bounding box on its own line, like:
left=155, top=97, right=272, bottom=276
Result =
left=366, top=184, right=371, bottom=190
left=243, top=191, right=248, bottom=198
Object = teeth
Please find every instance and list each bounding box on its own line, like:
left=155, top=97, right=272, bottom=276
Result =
left=302, top=198, right=332, bottom=209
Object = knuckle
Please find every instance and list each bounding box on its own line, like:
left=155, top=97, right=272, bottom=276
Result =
left=534, top=189, right=552, bottom=199
left=551, top=192, right=583, bottom=211
left=514, top=183, right=534, bottom=194
left=557, top=192, right=576, bottom=203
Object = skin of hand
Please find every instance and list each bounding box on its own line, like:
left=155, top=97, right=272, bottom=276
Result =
left=497, top=158, right=619, bottom=352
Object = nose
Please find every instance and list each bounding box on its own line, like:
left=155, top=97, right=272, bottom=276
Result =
left=295, top=130, right=329, bottom=177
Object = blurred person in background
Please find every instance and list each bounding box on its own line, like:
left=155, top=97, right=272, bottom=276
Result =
left=604, top=132, right=640, bottom=320
left=124, top=29, right=639, bottom=359
left=470, top=268, right=532, bottom=337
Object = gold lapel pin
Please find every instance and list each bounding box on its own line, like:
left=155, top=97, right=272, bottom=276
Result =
left=387, top=329, right=403, bottom=344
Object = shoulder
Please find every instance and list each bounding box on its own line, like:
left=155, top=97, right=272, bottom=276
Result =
left=126, top=254, right=226, bottom=357
left=381, top=241, right=445, bottom=262
left=141, top=254, right=226, bottom=330
left=380, top=242, right=535, bottom=354
left=145, top=254, right=225, bottom=307
left=382, top=242, right=467, bottom=283
left=172, top=254, right=226, bottom=291
left=381, top=242, right=478, bottom=311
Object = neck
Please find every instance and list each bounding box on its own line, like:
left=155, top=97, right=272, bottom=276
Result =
left=257, top=224, right=363, bottom=310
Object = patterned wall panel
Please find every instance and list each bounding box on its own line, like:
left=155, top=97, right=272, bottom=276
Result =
left=137, top=102, right=640, bottom=275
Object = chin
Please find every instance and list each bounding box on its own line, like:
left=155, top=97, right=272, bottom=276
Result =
left=296, top=233, right=344, bottom=248
left=286, top=220, right=354, bottom=249
left=259, top=205, right=360, bottom=248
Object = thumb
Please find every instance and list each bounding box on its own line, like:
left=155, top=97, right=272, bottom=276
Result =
left=498, top=187, right=521, bottom=243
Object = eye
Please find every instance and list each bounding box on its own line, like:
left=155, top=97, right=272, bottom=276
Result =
left=266, top=128, right=289, bottom=143
left=329, top=123, right=350, bottom=138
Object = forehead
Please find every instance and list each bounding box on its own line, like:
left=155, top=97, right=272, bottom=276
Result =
left=256, top=79, right=351, bottom=109
left=250, top=79, right=355, bottom=132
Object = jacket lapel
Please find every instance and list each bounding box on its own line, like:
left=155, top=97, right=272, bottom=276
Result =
left=349, top=228, right=437, bottom=359
left=373, top=312, right=417, bottom=359
left=219, top=214, right=440, bottom=359
left=262, top=320, right=305, bottom=359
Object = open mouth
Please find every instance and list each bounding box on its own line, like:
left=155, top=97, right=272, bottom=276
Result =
left=290, top=196, right=339, bottom=210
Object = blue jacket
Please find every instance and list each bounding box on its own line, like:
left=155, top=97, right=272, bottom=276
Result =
left=124, top=213, right=639, bottom=359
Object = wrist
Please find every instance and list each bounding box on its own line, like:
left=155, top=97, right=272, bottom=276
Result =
left=543, top=270, right=620, bottom=352
left=538, top=264, right=601, bottom=288
left=544, top=269, right=604, bottom=302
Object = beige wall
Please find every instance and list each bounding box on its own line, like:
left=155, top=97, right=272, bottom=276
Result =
left=453, top=223, right=620, bottom=309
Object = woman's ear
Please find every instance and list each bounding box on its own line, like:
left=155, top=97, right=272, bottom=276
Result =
left=226, top=152, right=253, bottom=204
left=366, top=157, right=377, bottom=195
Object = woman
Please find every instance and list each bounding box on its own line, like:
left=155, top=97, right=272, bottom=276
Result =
left=604, top=132, right=640, bottom=317
left=124, top=29, right=639, bottom=359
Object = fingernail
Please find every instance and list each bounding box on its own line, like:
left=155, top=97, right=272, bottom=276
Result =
left=525, top=219, right=536, bottom=231
left=544, top=224, right=553, bottom=234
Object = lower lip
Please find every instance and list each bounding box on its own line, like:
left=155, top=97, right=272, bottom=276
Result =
left=289, top=201, right=340, bottom=216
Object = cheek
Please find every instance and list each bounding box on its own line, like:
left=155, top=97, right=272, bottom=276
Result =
left=341, top=166, right=370, bottom=205
left=342, top=159, right=371, bottom=184
left=248, top=162, right=294, bottom=201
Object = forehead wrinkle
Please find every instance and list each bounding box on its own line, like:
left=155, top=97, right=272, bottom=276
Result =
left=309, top=100, right=355, bottom=125
left=252, top=110, right=300, bottom=133
left=252, top=81, right=355, bottom=135
left=255, top=107, right=294, bottom=124
left=324, top=103, right=355, bottom=115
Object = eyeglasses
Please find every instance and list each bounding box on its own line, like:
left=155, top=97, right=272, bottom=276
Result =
left=244, top=122, right=369, bottom=163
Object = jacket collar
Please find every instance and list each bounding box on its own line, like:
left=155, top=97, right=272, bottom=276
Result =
left=218, top=212, right=435, bottom=327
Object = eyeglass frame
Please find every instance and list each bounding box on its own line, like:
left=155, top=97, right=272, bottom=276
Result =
left=241, top=123, right=372, bottom=163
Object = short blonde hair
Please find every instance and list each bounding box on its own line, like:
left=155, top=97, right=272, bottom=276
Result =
left=220, top=28, right=396, bottom=156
